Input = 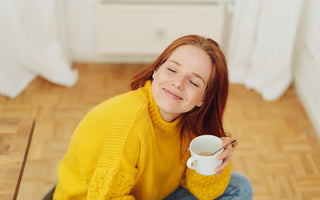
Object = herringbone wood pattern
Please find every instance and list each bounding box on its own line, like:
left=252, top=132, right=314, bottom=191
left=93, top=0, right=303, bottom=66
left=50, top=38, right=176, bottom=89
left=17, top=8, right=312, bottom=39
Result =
left=0, top=63, right=319, bottom=200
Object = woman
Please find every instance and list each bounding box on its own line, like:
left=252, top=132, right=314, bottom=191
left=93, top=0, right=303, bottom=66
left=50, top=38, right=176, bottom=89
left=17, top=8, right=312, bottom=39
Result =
left=53, top=35, right=253, bottom=200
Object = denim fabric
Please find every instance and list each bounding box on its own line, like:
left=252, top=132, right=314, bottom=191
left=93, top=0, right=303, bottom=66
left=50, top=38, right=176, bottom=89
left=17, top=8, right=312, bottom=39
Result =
left=163, top=172, right=253, bottom=200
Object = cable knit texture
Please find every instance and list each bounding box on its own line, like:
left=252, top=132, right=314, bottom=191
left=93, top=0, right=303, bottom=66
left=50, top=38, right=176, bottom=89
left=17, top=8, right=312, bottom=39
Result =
left=182, top=163, right=232, bottom=200
left=53, top=81, right=231, bottom=200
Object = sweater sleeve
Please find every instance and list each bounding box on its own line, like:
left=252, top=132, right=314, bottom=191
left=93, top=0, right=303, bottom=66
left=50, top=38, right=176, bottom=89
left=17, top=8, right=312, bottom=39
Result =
left=83, top=125, right=141, bottom=199
left=75, top=103, right=142, bottom=199
left=181, top=162, right=232, bottom=200
left=87, top=163, right=137, bottom=200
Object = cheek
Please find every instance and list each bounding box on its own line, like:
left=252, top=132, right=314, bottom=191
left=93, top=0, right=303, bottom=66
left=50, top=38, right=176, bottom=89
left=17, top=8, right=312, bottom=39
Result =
left=152, top=70, right=164, bottom=82
left=188, top=90, right=205, bottom=104
left=196, top=90, right=207, bottom=105
left=195, top=95, right=204, bottom=105
left=154, top=72, right=173, bottom=84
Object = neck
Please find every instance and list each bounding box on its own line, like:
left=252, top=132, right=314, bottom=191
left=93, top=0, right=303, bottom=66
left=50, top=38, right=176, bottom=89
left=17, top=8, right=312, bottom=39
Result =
left=159, top=109, right=180, bottom=122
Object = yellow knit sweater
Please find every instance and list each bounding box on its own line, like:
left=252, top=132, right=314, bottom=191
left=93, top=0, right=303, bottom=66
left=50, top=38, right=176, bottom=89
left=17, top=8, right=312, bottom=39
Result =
left=53, top=81, right=231, bottom=200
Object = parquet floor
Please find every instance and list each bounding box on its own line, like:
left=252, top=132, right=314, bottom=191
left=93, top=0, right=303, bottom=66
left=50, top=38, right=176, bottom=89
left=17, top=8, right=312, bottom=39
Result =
left=1, top=63, right=320, bottom=200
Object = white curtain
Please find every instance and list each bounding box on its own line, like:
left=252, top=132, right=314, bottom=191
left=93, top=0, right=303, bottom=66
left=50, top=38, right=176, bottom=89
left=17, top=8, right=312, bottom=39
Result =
left=0, top=0, right=78, bottom=98
left=227, top=0, right=303, bottom=101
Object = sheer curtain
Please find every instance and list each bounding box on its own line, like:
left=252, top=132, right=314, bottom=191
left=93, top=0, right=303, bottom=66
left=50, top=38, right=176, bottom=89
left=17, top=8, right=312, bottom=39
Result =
left=227, top=0, right=303, bottom=101
left=0, top=0, right=78, bottom=98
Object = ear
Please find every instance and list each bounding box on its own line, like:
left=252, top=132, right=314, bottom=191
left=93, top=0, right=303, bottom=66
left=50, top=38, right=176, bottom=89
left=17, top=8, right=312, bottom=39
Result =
left=196, top=99, right=203, bottom=107
left=152, top=69, right=158, bottom=80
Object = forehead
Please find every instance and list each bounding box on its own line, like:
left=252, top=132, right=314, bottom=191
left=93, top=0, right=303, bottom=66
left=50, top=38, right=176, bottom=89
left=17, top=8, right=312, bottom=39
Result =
left=167, top=45, right=212, bottom=83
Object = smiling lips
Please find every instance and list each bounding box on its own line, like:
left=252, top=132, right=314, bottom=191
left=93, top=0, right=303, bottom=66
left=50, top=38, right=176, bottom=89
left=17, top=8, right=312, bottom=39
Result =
left=163, top=88, right=183, bottom=100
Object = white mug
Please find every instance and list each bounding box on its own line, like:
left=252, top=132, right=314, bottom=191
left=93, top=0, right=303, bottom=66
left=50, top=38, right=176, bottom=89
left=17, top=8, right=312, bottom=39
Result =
left=186, top=135, right=223, bottom=176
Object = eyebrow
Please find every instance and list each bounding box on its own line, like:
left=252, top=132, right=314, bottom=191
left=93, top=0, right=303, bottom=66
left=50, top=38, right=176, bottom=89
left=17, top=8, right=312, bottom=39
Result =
left=168, top=59, right=206, bottom=84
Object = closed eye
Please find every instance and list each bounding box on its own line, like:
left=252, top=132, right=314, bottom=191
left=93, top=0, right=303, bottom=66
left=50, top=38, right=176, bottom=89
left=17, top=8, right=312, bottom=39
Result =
left=167, top=68, right=176, bottom=73
left=190, top=80, right=199, bottom=87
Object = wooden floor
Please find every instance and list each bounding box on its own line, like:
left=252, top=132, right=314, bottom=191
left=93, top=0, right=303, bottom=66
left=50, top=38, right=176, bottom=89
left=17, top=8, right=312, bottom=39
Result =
left=1, top=63, right=320, bottom=200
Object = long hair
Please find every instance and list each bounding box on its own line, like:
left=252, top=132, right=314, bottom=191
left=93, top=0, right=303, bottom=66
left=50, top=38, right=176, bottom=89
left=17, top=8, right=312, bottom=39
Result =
left=130, top=35, right=229, bottom=153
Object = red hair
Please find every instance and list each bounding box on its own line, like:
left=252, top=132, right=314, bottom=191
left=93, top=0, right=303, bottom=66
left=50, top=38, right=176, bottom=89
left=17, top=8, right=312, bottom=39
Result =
left=130, top=35, right=229, bottom=151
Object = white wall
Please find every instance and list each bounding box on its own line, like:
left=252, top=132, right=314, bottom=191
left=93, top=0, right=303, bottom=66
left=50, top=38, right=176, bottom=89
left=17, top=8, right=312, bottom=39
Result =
left=292, top=0, right=320, bottom=137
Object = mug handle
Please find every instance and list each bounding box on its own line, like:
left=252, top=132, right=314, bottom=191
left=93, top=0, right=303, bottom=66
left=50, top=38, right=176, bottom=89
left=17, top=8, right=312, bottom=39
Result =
left=187, top=157, right=198, bottom=169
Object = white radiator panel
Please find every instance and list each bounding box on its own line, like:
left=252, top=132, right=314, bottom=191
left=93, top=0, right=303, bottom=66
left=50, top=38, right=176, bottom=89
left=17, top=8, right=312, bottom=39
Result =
left=96, top=3, right=225, bottom=60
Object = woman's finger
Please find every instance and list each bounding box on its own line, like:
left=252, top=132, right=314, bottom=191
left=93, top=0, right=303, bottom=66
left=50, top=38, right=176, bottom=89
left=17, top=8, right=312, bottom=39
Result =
left=215, top=151, right=232, bottom=175
left=215, top=137, right=233, bottom=175
left=220, top=137, right=232, bottom=147
left=217, top=145, right=231, bottom=160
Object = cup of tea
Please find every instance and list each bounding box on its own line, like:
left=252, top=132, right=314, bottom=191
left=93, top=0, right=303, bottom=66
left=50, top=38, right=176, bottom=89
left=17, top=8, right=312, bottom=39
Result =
left=186, top=135, right=223, bottom=176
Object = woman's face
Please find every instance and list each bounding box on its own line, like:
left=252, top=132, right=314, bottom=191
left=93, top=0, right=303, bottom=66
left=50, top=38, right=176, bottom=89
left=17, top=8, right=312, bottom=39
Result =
left=152, top=45, right=212, bottom=122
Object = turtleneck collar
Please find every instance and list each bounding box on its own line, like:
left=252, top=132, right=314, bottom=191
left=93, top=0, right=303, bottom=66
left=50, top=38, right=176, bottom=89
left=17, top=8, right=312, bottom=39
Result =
left=142, top=80, right=181, bottom=134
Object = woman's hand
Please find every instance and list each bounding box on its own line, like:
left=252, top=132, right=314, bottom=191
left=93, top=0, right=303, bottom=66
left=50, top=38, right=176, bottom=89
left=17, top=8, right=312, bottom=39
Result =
left=215, top=137, right=233, bottom=175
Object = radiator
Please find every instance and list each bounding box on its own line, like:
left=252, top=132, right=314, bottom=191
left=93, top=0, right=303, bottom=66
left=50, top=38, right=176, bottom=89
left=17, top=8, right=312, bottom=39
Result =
left=96, top=0, right=228, bottom=62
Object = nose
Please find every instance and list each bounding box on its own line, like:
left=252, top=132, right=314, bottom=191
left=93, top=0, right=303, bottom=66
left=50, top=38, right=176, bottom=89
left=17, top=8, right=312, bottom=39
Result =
left=172, top=76, right=184, bottom=90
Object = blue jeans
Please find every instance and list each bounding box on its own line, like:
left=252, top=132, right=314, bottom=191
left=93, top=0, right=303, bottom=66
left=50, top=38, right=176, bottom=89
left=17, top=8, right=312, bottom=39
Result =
left=163, top=172, right=253, bottom=200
